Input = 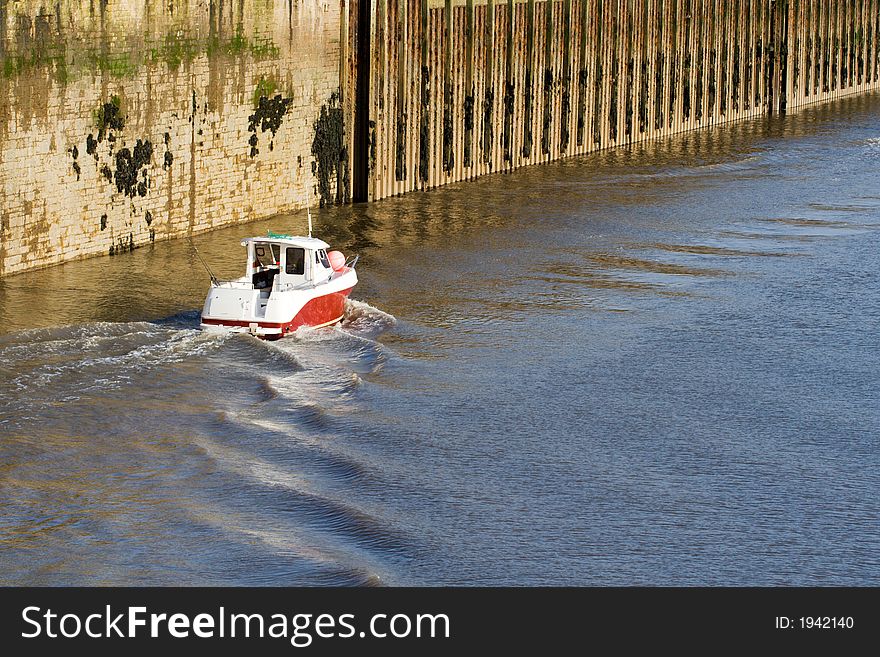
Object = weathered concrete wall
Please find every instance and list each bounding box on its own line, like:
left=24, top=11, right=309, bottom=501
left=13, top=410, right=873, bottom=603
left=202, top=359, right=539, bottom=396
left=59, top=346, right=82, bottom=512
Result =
left=4, top=1, right=880, bottom=275
left=0, top=0, right=346, bottom=275
left=362, top=0, right=880, bottom=200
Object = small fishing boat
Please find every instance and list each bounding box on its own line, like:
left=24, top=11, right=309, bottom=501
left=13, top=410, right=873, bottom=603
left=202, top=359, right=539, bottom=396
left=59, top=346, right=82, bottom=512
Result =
left=199, top=230, right=358, bottom=339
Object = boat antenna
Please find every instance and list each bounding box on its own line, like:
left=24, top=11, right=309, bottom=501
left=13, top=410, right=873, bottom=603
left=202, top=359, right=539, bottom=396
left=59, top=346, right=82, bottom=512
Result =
left=307, top=184, right=313, bottom=238
left=188, top=237, right=219, bottom=286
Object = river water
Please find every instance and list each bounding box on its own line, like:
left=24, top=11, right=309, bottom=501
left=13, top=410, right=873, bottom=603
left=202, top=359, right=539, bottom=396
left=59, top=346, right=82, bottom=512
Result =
left=1, top=96, right=879, bottom=586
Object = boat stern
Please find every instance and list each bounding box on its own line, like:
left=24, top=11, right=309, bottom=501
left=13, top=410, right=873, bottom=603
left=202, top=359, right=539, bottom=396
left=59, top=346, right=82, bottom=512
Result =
left=199, top=319, right=283, bottom=338
left=199, top=284, right=283, bottom=338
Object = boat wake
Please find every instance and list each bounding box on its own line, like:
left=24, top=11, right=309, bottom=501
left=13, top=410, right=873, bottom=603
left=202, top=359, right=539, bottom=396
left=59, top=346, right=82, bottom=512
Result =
left=0, top=298, right=397, bottom=431
left=0, top=322, right=230, bottom=424
left=0, top=299, right=407, bottom=584
left=340, top=299, right=397, bottom=335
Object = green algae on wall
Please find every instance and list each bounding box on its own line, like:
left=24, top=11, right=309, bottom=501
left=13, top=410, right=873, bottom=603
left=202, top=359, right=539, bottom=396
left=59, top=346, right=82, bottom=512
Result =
left=0, top=0, right=343, bottom=275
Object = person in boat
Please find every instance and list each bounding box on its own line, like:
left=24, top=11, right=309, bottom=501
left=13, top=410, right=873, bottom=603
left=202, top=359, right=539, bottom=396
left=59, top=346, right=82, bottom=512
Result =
left=252, top=243, right=281, bottom=289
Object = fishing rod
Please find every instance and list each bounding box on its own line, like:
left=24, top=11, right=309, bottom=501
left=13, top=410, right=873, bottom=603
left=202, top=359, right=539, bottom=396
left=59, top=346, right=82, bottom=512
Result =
left=188, top=237, right=219, bottom=286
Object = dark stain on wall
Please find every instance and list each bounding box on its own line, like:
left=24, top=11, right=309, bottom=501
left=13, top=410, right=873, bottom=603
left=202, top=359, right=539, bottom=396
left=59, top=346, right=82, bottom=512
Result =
left=576, top=67, right=588, bottom=146
left=86, top=134, right=98, bottom=160
left=609, top=53, right=619, bottom=141
left=625, top=58, right=634, bottom=138
left=560, top=75, right=570, bottom=153
left=395, top=110, right=407, bottom=182
left=248, top=93, right=293, bottom=157
left=109, top=232, right=135, bottom=256
left=541, top=67, right=553, bottom=156
left=95, top=95, right=125, bottom=142
left=639, top=60, right=648, bottom=132
left=88, top=95, right=157, bottom=208
left=522, top=68, right=533, bottom=159
left=162, top=132, right=174, bottom=169
left=419, top=65, right=430, bottom=183
left=69, top=145, right=81, bottom=180
left=463, top=87, right=474, bottom=168
left=654, top=55, right=665, bottom=129
left=592, top=60, right=603, bottom=145
left=368, top=120, right=377, bottom=175
left=442, top=84, right=454, bottom=173
left=113, top=139, right=153, bottom=198
left=502, top=82, right=513, bottom=163
left=482, top=85, right=495, bottom=165
left=683, top=54, right=691, bottom=121
left=311, top=91, right=349, bottom=207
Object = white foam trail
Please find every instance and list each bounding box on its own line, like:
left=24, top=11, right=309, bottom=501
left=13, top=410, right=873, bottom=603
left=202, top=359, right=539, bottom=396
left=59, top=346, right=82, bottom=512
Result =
left=186, top=434, right=393, bottom=582
left=342, top=299, right=397, bottom=334
left=189, top=502, right=390, bottom=584
left=5, top=325, right=230, bottom=393
left=0, top=320, right=162, bottom=345
left=191, top=434, right=315, bottom=495
left=224, top=409, right=340, bottom=453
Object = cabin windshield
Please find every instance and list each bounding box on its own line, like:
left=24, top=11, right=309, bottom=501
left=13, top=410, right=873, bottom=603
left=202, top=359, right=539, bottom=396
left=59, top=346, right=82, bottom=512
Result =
left=254, top=243, right=280, bottom=268
left=252, top=242, right=281, bottom=290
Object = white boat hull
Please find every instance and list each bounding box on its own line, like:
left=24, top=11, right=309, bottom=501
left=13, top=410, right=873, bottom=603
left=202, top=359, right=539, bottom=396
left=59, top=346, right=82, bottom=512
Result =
left=200, top=268, right=357, bottom=339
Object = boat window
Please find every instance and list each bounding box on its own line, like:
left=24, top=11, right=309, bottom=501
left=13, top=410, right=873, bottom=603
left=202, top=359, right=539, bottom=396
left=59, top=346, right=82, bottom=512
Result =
left=286, top=247, right=305, bottom=275
left=318, top=250, right=331, bottom=268
left=254, top=243, right=279, bottom=268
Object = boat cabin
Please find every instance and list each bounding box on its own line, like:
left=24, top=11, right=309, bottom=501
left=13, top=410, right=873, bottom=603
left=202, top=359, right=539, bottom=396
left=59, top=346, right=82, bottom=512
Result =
left=243, top=234, right=333, bottom=292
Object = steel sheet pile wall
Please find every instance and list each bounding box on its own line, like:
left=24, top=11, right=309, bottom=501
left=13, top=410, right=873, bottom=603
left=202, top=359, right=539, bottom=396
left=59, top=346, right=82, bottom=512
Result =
left=784, top=1, right=880, bottom=111
left=361, top=0, right=880, bottom=201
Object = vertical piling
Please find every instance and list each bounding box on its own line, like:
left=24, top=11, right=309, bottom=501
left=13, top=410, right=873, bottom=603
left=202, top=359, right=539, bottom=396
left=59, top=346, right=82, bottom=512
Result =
left=354, top=0, right=880, bottom=202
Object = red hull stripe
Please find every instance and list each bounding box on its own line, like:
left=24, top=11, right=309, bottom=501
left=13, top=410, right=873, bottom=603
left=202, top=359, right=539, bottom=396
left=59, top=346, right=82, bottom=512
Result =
left=201, top=287, right=353, bottom=332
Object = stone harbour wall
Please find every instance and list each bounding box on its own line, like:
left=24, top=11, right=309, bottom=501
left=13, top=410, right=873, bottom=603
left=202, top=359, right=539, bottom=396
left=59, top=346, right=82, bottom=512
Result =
left=4, top=0, right=880, bottom=276
left=0, top=0, right=347, bottom=275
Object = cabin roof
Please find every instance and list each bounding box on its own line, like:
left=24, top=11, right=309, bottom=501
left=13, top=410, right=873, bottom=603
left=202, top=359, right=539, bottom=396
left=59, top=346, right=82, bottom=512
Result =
left=241, top=234, right=330, bottom=250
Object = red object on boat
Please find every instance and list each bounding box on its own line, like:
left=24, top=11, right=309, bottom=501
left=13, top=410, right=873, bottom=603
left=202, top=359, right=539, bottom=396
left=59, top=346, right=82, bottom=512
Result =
left=327, top=250, right=346, bottom=271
